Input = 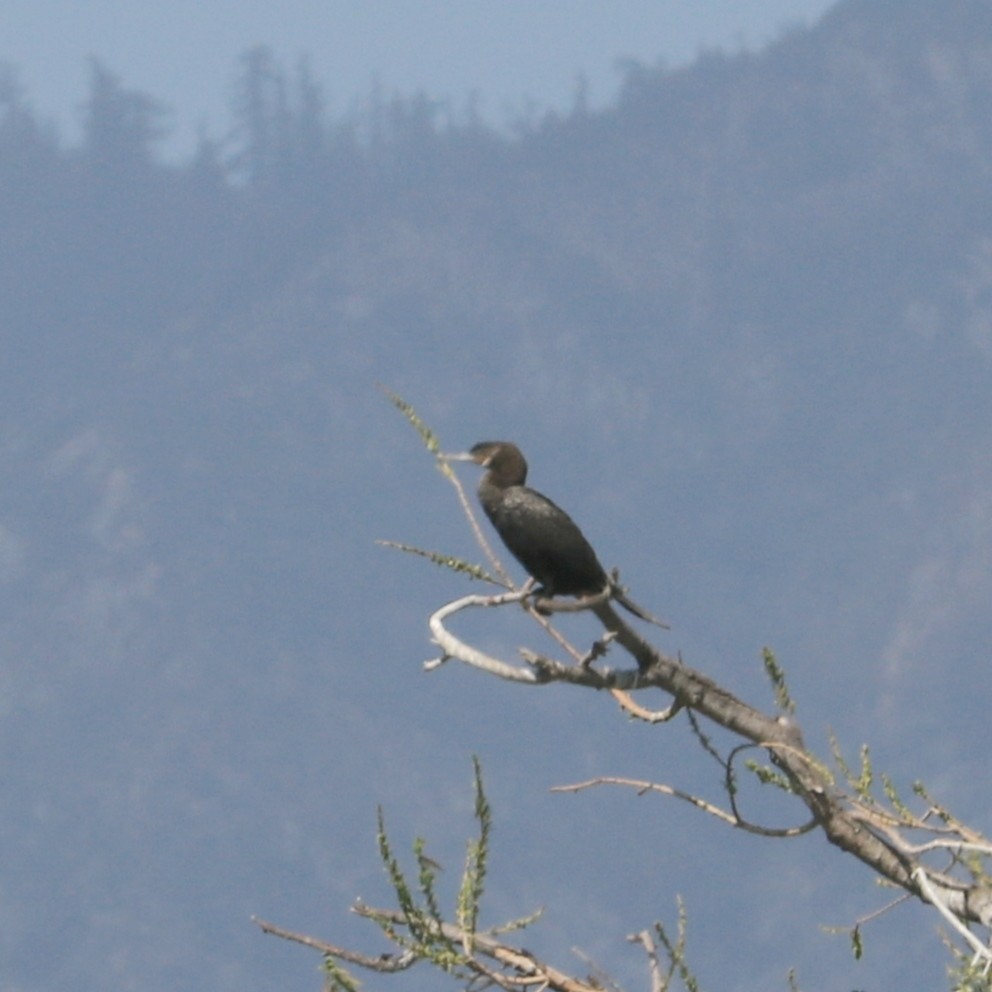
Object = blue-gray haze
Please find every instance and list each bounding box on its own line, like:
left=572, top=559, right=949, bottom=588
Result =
left=1, top=1, right=991, bottom=990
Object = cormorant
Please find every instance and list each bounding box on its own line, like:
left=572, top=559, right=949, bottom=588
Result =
left=445, top=441, right=665, bottom=626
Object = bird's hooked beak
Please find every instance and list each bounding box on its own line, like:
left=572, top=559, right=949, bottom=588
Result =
left=440, top=450, right=483, bottom=465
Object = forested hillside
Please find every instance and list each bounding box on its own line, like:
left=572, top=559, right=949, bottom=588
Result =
left=2, top=1, right=991, bottom=990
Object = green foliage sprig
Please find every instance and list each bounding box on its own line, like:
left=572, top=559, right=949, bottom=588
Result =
left=375, top=539, right=503, bottom=585
left=762, top=647, right=795, bottom=715
left=830, top=736, right=874, bottom=803
left=651, top=897, right=701, bottom=992
left=456, top=756, right=490, bottom=950
left=357, top=759, right=542, bottom=981
left=378, top=384, right=442, bottom=455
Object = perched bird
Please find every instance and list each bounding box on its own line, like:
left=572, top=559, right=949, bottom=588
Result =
left=445, top=440, right=665, bottom=626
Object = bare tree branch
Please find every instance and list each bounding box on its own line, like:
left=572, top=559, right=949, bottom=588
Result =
left=295, top=401, right=992, bottom=988
left=252, top=915, right=418, bottom=972
left=629, top=929, right=666, bottom=992
left=552, top=774, right=818, bottom=837
left=351, top=904, right=606, bottom=992
left=425, top=587, right=992, bottom=945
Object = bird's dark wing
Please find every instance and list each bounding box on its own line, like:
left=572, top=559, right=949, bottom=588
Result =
left=486, top=487, right=608, bottom=595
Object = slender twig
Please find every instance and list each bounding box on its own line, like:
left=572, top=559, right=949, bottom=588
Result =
left=428, top=592, right=646, bottom=687
left=611, top=688, right=684, bottom=723
left=552, top=775, right=816, bottom=836
left=439, top=452, right=514, bottom=588
left=628, top=929, right=665, bottom=992
left=252, top=915, right=418, bottom=972
left=352, top=904, right=604, bottom=992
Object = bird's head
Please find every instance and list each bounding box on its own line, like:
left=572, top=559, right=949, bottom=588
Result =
left=442, top=441, right=528, bottom=486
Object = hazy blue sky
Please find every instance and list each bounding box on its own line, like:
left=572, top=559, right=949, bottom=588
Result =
left=5, top=1, right=837, bottom=155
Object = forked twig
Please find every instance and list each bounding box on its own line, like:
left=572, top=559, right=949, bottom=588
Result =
left=551, top=775, right=817, bottom=836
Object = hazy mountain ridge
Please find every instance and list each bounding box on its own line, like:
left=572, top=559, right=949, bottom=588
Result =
left=2, top=2, right=991, bottom=990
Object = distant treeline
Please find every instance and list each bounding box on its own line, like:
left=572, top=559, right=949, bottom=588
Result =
left=0, top=47, right=568, bottom=189
left=4, top=0, right=992, bottom=351
left=0, top=47, right=575, bottom=336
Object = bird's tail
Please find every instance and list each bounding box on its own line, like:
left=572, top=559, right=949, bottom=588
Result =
left=610, top=584, right=670, bottom=629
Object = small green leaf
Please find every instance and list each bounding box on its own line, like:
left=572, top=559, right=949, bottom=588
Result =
left=851, top=924, right=863, bottom=960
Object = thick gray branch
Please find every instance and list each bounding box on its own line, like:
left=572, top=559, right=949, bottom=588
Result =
left=428, top=590, right=992, bottom=934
